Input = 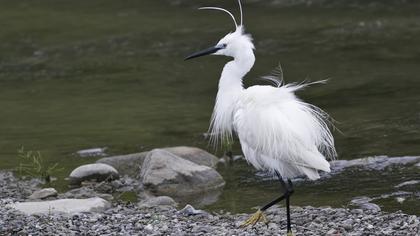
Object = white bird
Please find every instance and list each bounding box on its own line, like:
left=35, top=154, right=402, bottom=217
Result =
left=186, top=1, right=336, bottom=234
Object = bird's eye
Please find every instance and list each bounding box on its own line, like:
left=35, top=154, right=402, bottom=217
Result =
left=221, top=43, right=227, bottom=48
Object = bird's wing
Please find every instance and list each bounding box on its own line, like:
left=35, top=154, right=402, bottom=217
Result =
left=234, top=84, right=336, bottom=180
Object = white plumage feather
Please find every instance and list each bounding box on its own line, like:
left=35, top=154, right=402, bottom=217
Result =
left=196, top=14, right=336, bottom=180
left=234, top=82, right=336, bottom=180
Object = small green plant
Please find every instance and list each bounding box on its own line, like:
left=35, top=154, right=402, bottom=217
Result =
left=17, top=147, right=62, bottom=183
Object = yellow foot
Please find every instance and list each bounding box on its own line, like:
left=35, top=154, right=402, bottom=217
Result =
left=286, top=231, right=294, bottom=236
left=240, top=209, right=268, bottom=227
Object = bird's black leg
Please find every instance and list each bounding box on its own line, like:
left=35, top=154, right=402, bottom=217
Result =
left=259, top=172, right=293, bottom=211
left=261, top=172, right=294, bottom=235
left=285, top=179, right=294, bottom=235
left=273, top=172, right=294, bottom=235
left=241, top=171, right=294, bottom=230
left=260, top=194, right=287, bottom=211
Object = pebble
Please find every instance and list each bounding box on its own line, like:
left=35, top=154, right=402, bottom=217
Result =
left=178, top=204, right=208, bottom=216
left=351, top=209, right=364, bottom=214
left=342, top=219, right=354, bottom=230
left=144, top=224, right=154, bottom=233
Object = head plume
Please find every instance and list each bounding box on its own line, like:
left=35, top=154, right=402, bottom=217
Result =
left=199, top=0, right=244, bottom=29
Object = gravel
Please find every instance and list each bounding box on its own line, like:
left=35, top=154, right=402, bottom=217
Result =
left=1, top=203, right=418, bottom=236
left=0, top=172, right=42, bottom=201
left=1, top=171, right=419, bottom=235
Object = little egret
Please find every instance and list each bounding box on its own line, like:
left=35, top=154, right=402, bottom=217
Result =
left=185, top=1, right=336, bottom=235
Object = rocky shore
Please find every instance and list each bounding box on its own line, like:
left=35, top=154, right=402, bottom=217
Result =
left=1, top=169, right=419, bottom=235
left=1, top=200, right=418, bottom=236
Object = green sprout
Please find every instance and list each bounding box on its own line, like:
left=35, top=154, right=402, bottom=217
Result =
left=16, top=147, right=62, bottom=183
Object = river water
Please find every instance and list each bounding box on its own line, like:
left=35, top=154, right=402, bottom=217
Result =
left=0, top=0, right=419, bottom=215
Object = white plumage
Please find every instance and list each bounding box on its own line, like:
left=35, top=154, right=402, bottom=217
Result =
left=207, top=26, right=336, bottom=180
left=187, top=7, right=336, bottom=181
left=234, top=83, right=335, bottom=180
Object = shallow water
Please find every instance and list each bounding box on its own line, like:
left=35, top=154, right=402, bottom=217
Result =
left=0, top=0, right=419, bottom=215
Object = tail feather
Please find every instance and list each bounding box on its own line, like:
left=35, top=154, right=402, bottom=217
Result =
left=300, top=167, right=320, bottom=180
left=289, top=150, right=331, bottom=180
left=300, top=149, right=331, bottom=172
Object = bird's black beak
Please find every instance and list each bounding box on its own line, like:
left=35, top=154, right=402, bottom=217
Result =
left=184, top=45, right=224, bottom=60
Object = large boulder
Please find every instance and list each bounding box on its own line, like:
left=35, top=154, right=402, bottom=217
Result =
left=96, top=152, right=148, bottom=177
left=96, top=147, right=219, bottom=178
left=9, top=197, right=110, bottom=215
left=163, top=146, right=219, bottom=168
left=139, top=149, right=225, bottom=197
left=69, top=163, right=119, bottom=185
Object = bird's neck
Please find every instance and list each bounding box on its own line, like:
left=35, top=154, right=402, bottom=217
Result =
left=218, top=55, right=254, bottom=91
left=209, top=51, right=255, bottom=146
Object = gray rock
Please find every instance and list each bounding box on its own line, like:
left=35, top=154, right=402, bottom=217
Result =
left=342, top=219, right=354, bottom=230
left=138, top=196, right=177, bottom=208
left=350, top=209, right=363, bottom=214
left=232, top=155, right=244, bottom=162
left=396, top=197, right=405, bottom=203
left=96, top=152, right=148, bottom=177
left=69, top=163, right=119, bottom=185
left=178, top=204, right=207, bottom=215
left=163, top=146, right=219, bottom=168
left=326, top=229, right=339, bottom=235
left=331, top=155, right=420, bottom=172
left=351, top=196, right=373, bottom=205
left=76, top=148, right=107, bottom=158
left=394, top=180, right=420, bottom=188
left=379, top=191, right=413, bottom=200
left=96, top=146, right=219, bottom=178
left=267, top=222, right=278, bottom=230
left=9, top=197, right=110, bottom=215
left=61, top=187, right=114, bottom=201
left=139, top=149, right=225, bottom=198
left=360, top=203, right=381, bottom=212
left=351, top=197, right=381, bottom=212
left=144, top=224, right=154, bottom=233
left=28, top=188, right=58, bottom=200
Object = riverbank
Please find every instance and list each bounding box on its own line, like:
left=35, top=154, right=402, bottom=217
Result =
left=1, top=171, right=418, bottom=236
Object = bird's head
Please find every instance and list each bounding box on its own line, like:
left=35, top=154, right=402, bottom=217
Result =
left=185, top=0, right=255, bottom=61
